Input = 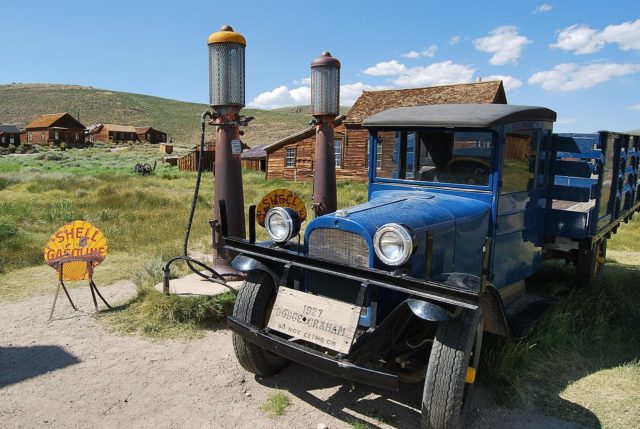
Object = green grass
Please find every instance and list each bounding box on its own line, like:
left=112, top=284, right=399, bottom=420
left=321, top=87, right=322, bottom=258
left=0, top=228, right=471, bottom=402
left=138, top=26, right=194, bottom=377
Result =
left=260, top=391, right=291, bottom=417
left=348, top=420, right=372, bottom=429
left=0, top=83, right=313, bottom=146
left=482, top=246, right=640, bottom=427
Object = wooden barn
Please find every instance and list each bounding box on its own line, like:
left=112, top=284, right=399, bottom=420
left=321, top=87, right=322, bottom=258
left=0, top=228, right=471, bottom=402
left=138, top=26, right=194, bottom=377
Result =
left=241, top=145, right=267, bottom=171
left=177, top=142, right=249, bottom=172
left=25, top=113, right=85, bottom=145
left=0, top=124, right=22, bottom=146
left=264, top=80, right=507, bottom=183
left=136, top=127, right=167, bottom=143
left=88, top=124, right=139, bottom=143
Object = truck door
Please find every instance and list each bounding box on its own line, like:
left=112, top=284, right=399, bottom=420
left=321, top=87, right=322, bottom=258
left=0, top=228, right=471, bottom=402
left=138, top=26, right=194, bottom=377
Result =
left=492, top=125, right=550, bottom=291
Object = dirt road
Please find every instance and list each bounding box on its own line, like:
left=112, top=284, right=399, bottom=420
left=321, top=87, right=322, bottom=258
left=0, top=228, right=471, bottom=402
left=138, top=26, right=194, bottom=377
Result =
left=0, top=283, right=578, bottom=428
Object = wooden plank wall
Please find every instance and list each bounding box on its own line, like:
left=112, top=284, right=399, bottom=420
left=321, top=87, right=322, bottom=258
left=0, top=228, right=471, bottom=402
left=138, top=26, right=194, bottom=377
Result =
left=178, top=151, right=215, bottom=172
left=266, top=124, right=369, bottom=183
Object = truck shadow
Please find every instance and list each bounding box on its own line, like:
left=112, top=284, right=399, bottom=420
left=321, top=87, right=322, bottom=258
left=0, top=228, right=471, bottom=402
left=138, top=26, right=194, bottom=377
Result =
left=257, top=261, right=640, bottom=428
left=0, top=345, right=80, bottom=388
left=258, top=363, right=422, bottom=428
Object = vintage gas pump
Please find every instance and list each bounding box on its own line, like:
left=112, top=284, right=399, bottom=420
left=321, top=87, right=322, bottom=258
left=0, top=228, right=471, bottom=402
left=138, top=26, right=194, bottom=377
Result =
left=207, top=25, right=252, bottom=274
left=310, top=52, right=341, bottom=217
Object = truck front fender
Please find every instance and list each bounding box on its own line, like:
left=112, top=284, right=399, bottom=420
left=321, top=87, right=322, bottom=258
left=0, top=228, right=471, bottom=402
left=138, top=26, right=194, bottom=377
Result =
left=231, top=254, right=280, bottom=285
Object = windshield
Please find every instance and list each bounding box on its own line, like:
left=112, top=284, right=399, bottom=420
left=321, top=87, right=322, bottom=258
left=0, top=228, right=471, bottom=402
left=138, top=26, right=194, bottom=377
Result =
left=374, top=130, right=494, bottom=187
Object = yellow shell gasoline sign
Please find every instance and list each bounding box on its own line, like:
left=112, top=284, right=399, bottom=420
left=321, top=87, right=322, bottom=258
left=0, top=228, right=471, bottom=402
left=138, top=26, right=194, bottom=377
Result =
left=256, top=188, right=307, bottom=227
left=44, top=220, right=108, bottom=281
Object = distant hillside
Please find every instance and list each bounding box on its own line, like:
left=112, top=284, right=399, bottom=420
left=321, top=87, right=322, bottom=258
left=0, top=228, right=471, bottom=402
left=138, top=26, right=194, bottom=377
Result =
left=0, top=84, right=315, bottom=146
left=628, top=129, right=640, bottom=136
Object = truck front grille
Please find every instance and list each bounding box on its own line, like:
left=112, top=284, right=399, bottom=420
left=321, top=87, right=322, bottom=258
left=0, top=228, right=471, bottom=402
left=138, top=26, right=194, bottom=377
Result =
left=307, top=228, right=370, bottom=268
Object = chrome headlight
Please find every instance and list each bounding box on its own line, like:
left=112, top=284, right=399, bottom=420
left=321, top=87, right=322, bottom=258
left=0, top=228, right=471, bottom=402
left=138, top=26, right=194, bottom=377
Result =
left=373, top=223, right=415, bottom=266
left=265, top=207, right=300, bottom=244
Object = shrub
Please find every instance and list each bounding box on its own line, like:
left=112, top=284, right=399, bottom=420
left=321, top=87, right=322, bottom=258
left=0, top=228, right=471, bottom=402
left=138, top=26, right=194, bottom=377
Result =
left=7, top=144, right=16, bottom=153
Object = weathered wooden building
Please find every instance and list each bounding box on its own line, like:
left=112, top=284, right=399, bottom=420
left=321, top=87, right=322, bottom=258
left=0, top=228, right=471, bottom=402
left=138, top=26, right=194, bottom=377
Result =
left=88, top=124, right=138, bottom=143
left=264, top=81, right=507, bottom=182
left=0, top=124, right=22, bottom=146
left=25, top=113, right=86, bottom=145
left=241, top=145, right=267, bottom=171
left=177, top=142, right=249, bottom=172
left=136, top=127, right=167, bottom=143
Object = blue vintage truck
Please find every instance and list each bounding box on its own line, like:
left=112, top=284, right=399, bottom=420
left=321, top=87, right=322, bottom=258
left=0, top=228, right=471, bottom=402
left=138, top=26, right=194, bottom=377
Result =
left=222, top=104, right=640, bottom=428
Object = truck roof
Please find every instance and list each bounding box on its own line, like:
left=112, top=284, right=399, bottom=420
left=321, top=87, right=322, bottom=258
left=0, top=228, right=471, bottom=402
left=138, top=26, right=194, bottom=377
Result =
left=363, top=103, right=557, bottom=128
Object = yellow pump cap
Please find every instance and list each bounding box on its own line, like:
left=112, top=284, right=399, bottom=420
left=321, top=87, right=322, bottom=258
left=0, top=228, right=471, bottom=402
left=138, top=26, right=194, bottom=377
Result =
left=208, top=24, right=246, bottom=46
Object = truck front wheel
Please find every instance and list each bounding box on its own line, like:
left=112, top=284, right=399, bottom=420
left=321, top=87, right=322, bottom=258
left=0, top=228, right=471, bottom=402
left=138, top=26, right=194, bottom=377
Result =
left=421, top=309, right=483, bottom=429
left=232, top=270, right=289, bottom=377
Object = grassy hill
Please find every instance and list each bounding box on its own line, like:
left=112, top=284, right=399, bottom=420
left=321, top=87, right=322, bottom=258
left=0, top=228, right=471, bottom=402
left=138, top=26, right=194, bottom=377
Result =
left=0, top=83, right=315, bottom=147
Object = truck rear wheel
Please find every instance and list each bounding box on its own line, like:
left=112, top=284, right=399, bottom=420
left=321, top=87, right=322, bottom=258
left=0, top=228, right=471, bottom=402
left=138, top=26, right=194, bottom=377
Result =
left=421, top=309, right=482, bottom=429
left=575, top=239, right=607, bottom=288
left=232, top=270, right=289, bottom=377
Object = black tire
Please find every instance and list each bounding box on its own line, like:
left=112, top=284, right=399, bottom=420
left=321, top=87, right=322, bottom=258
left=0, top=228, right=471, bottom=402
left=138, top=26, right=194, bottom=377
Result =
left=574, top=239, right=607, bottom=288
left=232, top=270, right=289, bottom=377
left=421, top=309, right=482, bottom=429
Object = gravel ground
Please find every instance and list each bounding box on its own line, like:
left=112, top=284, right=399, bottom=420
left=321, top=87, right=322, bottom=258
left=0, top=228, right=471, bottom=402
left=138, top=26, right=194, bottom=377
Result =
left=0, top=282, right=579, bottom=429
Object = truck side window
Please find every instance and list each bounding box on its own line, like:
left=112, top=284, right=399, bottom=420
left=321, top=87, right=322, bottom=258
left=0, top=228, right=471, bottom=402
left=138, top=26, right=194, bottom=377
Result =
left=502, top=130, right=538, bottom=193
left=376, top=129, right=493, bottom=186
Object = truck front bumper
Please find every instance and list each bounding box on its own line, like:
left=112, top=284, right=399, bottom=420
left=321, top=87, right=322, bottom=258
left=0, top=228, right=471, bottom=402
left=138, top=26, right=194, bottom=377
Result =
left=228, top=315, right=400, bottom=391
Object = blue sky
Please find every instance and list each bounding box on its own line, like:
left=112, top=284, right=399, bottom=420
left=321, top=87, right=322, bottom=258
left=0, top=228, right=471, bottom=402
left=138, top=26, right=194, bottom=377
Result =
left=1, top=0, right=639, bottom=132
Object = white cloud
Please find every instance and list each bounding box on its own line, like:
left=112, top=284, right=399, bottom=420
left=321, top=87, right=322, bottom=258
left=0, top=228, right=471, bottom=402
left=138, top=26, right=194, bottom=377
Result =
left=363, top=60, right=407, bottom=76
left=484, top=75, right=523, bottom=91
left=600, top=19, right=640, bottom=51
left=250, top=85, right=310, bottom=109
left=550, top=24, right=604, bottom=54
left=293, top=77, right=311, bottom=85
left=393, top=61, right=475, bottom=87
left=630, top=104, right=640, bottom=111
left=533, top=3, right=552, bottom=13
left=528, top=62, right=640, bottom=91
left=448, top=35, right=461, bottom=46
left=402, top=44, right=438, bottom=59
left=551, top=19, right=640, bottom=54
left=340, top=82, right=391, bottom=106
left=250, top=82, right=390, bottom=108
left=473, top=26, right=532, bottom=65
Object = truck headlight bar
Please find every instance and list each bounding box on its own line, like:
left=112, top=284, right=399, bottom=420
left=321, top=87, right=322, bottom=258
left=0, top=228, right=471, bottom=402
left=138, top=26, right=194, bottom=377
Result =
left=373, top=223, right=416, bottom=266
left=265, top=207, right=301, bottom=245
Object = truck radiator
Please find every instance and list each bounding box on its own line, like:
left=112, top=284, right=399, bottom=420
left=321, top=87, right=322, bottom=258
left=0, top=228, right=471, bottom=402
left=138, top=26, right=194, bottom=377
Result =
left=307, top=228, right=370, bottom=268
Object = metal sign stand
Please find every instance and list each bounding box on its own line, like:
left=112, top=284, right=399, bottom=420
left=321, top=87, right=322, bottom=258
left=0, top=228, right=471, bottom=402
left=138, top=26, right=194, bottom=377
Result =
left=49, top=261, right=112, bottom=320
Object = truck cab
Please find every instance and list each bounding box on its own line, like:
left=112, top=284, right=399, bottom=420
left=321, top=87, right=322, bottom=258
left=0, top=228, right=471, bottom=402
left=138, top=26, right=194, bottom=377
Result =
left=224, top=104, right=640, bottom=428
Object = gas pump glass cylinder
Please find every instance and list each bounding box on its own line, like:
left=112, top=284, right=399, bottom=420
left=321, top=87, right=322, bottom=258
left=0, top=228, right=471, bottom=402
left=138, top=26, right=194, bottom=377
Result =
left=208, top=25, right=246, bottom=108
left=311, top=52, right=340, bottom=117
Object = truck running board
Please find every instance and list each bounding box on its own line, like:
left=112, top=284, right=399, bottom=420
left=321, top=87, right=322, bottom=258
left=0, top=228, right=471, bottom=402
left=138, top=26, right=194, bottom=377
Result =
left=504, top=294, right=557, bottom=339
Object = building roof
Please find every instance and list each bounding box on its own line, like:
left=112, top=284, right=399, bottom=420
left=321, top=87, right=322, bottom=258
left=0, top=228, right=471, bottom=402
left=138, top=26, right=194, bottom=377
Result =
left=0, top=124, right=22, bottom=134
left=241, top=144, right=267, bottom=160
left=103, top=124, right=138, bottom=133
left=346, top=81, right=506, bottom=124
left=363, top=104, right=557, bottom=128
left=627, top=129, right=640, bottom=136
left=135, top=126, right=165, bottom=134
left=25, top=113, right=68, bottom=129
left=264, top=115, right=346, bottom=153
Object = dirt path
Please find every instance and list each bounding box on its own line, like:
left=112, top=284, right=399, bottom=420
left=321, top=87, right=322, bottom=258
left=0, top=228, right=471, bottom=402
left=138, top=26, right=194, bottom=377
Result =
left=0, top=283, right=578, bottom=429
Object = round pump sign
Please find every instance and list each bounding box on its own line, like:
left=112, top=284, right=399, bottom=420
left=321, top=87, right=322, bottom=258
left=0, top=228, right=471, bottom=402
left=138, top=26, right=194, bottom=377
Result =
left=256, top=188, right=307, bottom=227
left=44, top=220, right=108, bottom=280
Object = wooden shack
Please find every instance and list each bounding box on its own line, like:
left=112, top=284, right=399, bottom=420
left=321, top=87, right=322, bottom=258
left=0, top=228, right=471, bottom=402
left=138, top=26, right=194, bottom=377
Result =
left=177, top=142, right=249, bottom=172
left=88, top=124, right=138, bottom=143
left=136, top=127, right=167, bottom=143
left=0, top=124, right=22, bottom=146
left=25, top=113, right=86, bottom=145
left=241, top=145, right=267, bottom=171
left=264, top=81, right=508, bottom=182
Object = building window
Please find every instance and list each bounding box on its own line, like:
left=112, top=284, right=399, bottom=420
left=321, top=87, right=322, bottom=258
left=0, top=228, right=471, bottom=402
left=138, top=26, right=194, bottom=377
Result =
left=28, top=132, right=32, bottom=142
left=1, top=136, right=4, bottom=144
left=40, top=132, right=45, bottom=141
left=54, top=131, right=59, bottom=140
left=75, top=132, right=79, bottom=142
left=376, top=141, right=383, bottom=170
left=9, top=136, right=14, bottom=144
left=285, top=147, right=296, bottom=167
left=334, top=139, right=343, bottom=168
